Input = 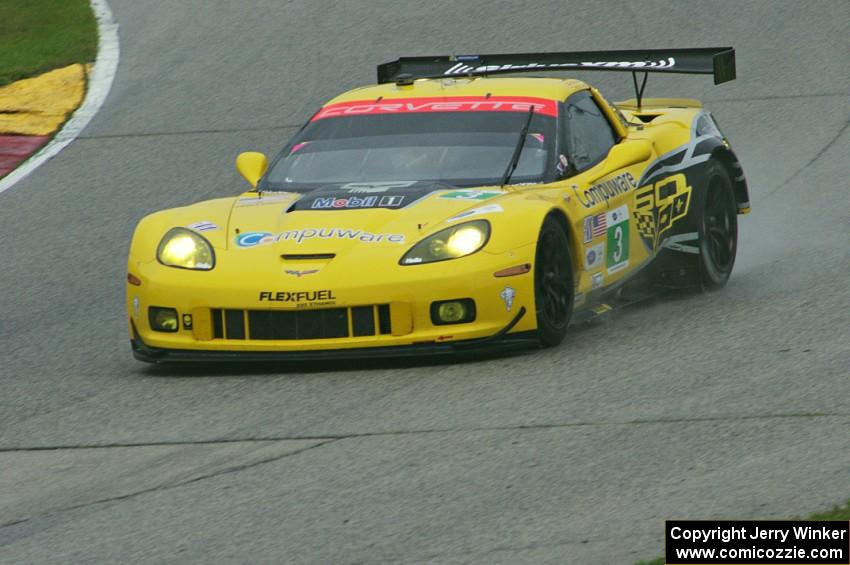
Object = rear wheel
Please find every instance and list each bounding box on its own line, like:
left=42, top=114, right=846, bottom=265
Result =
left=534, top=217, right=573, bottom=347
left=699, top=164, right=738, bottom=289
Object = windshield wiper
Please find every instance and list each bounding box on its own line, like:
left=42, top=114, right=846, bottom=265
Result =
left=500, top=107, right=535, bottom=188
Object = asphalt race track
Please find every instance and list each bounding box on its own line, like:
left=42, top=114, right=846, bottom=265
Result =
left=1, top=1, right=848, bottom=563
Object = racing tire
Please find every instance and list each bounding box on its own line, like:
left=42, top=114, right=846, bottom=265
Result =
left=698, top=163, right=738, bottom=290
left=534, top=216, right=573, bottom=347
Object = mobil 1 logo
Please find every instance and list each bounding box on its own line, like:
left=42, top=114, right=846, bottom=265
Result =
left=605, top=205, right=629, bottom=274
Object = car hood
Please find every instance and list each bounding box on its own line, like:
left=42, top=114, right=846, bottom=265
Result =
left=224, top=182, right=509, bottom=256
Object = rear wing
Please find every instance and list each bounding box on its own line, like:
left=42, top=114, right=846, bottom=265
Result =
left=378, top=48, right=735, bottom=84
left=377, top=48, right=735, bottom=107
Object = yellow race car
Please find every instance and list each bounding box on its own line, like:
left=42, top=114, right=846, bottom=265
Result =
left=127, top=48, right=749, bottom=362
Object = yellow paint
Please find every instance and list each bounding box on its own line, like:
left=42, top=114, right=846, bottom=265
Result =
left=592, top=304, right=613, bottom=315
left=191, top=307, right=214, bottom=341
left=0, top=64, right=86, bottom=136
left=616, top=97, right=704, bottom=110
left=127, top=76, right=750, bottom=356
left=235, top=152, right=269, bottom=188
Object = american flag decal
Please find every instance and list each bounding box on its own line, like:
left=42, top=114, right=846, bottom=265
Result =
left=591, top=213, right=607, bottom=238
left=583, top=213, right=607, bottom=242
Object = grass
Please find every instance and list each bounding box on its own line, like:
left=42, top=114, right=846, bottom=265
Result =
left=805, top=500, right=850, bottom=521
left=635, top=557, right=665, bottom=565
left=0, top=0, right=97, bottom=87
left=635, top=500, right=850, bottom=565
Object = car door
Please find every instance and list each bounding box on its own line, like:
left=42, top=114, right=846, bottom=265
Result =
left=562, top=90, right=648, bottom=293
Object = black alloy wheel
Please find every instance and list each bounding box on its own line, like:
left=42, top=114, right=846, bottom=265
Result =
left=534, top=217, right=573, bottom=346
left=699, top=164, right=738, bottom=289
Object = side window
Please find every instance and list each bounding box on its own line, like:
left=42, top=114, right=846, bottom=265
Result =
left=562, top=91, right=617, bottom=173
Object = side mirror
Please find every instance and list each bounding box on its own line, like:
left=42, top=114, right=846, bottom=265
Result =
left=603, top=140, right=652, bottom=172
left=236, top=152, right=268, bottom=188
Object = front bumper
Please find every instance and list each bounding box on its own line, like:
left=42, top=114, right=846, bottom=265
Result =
left=127, top=243, right=539, bottom=360
left=131, top=308, right=536, bottom=363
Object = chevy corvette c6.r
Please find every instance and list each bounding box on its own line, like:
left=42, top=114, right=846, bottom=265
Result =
left=127, top=48, right=750, bottom=362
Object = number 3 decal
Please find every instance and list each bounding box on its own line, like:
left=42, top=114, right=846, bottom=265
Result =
left=612, top=225, right=624, bottom=262
left=605, top=205, right=629, bottom=274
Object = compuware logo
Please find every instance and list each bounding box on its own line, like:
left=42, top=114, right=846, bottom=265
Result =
left=236, top=228, right=405, bottom=247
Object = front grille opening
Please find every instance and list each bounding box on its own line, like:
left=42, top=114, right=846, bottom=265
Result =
left=212, top=309, right=224, bottom=338
left=209, top=304, right=391, bottom=341
left=224, top=309, right=246, bottom=339
left=249, top=309, right=348, bottom=340
left=351, top=306, right=375, bottom=337
left=378, top=304, right=391, bottom=335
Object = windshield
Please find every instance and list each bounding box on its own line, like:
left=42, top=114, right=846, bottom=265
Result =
left=261, top=99, right=557, bottom=191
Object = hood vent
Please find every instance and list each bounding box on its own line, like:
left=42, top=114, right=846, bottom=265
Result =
left=635, top=113, right=662, bottom=123
left=281, top=253, right=336, bottom=260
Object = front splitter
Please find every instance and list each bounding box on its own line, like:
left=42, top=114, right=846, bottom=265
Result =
left=131, top=307, right=538, bottom=363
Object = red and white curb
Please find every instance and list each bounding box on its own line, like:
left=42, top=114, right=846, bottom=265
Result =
left=0, top=135, right=50, bottom=178
left=0, top=0, right=120, bottom=195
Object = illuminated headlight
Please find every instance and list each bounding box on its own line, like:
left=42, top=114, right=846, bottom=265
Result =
left=157, top=228, right=215, bottom=270
left=401, top=220, right=490, bottom=265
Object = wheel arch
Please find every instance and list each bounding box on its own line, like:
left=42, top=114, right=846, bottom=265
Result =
left=709, top=144, right=750, bottom=214
left=543, top=207, right=581, bottom=274
left=533, top=208, right=575, bottom=347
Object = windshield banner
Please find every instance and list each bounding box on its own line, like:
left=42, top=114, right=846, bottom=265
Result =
left=312, top=96, right=558, bottom=121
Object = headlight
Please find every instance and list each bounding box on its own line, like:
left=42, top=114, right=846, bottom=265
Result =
left=157, top=227, right=215, bottom=270
left=400, top=220, right=490, bottom=265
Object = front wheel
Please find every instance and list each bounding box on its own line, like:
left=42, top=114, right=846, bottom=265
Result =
left=699, top=164, right=738, bottom=289
left=534, top=217, right=573, bottom=347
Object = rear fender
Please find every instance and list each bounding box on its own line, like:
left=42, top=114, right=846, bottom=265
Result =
left=710, top=143, right=750, bottom=214
left=643, top=152, right=736, bottom=288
